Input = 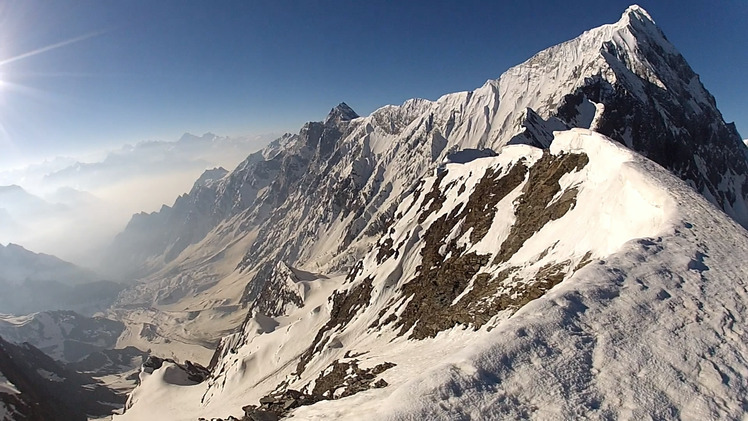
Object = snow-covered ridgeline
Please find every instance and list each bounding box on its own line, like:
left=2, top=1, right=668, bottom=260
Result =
left=118, top=127, right=748, bottom=420
left=111, top=3, right=746, bottom=321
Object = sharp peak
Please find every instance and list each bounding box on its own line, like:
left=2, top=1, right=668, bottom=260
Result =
left=324, top=102, right=359, bottom=125
left=202, top=166, right=228, bottom=174
left=622, top=4, right=655, bottom=23
left=333, top=102, right=355, bottom=112
left=616, top=4, right=659, bottom=31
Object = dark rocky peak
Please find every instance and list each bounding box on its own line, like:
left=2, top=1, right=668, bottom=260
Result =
left=141, top=355, right=210, bottom=384
left=324, top=102, right=359, bottom=126
left=241, top=260, right=306, bottom=317
left=526, top=4, right=748, bottom=227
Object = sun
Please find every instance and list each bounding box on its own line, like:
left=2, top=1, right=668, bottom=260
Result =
left=0, top=31, right=103, bottom=159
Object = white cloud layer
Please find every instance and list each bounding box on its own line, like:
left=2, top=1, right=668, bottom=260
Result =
left=0, top=132, right=280, bottom=268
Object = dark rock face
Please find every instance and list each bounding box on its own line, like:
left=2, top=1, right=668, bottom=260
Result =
left=362, top=160, right=528, bottom=339
left=356, top=152, right=589, bottom=340
left=236, top=359, right=394, bottom=421
left=494, top=152, right=589, bottom=264
left=544, top=12, right=748, bottom=227
left=0, top=336, right=125, bottom=421
left=141, top=355, right=211, bottom=384
left=573, top=74, right=747, bottom=226
left=67, top=346, right=148, bottom=376
left=240, top=261, right=305, bottom=316
left=295, top=277, right=374, bottom=375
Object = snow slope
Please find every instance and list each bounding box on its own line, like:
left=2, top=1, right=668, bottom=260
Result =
left=110, top=7, right=748, bottom=418
left=106, top=6, right=747, bottom=358
left=117, top=129, right=748, bottom=420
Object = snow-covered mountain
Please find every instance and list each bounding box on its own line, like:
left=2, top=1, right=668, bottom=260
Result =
left=120, top=128, right=748, bottom=420
left=106, top=4, right=745, bottom=351
left=112, top=6, right=748, bottom=420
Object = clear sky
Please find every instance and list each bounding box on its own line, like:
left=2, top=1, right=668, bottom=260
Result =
left=0, top=0, right=745, bottom=168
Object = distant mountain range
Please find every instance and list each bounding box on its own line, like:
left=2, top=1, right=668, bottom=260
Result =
left=0, top=132, right=281, bottom=266
left=0, top=243, right=123, bottom=316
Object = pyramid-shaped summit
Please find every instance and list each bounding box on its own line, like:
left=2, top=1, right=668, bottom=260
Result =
left=324, top=102, right=359, bottom=125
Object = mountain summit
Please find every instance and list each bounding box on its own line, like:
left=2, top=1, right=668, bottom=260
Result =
left=107, top=3, right=746, bottom=283
left=113, top=7, right=748, bottom=420
left=324, top=102, right=359, bottom=125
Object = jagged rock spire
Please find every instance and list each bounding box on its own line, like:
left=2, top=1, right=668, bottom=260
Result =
left=324, top=102, right=359, bottom=125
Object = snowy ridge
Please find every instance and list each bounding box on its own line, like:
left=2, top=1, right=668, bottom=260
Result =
left=107, top=8, right=748, bottom=418
left=108, top=4, right=746, bottom=336
left=117, top=129, right=748, bottom=420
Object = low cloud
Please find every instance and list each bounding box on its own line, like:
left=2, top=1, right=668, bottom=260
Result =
left=0, top=132, right=280, bottom=269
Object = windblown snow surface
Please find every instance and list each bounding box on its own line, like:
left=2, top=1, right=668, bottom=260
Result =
left=117, top=129, right=748, bottom=420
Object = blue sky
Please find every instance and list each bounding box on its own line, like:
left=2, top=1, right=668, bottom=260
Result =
left=0, top=0, right=745, bottom=167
